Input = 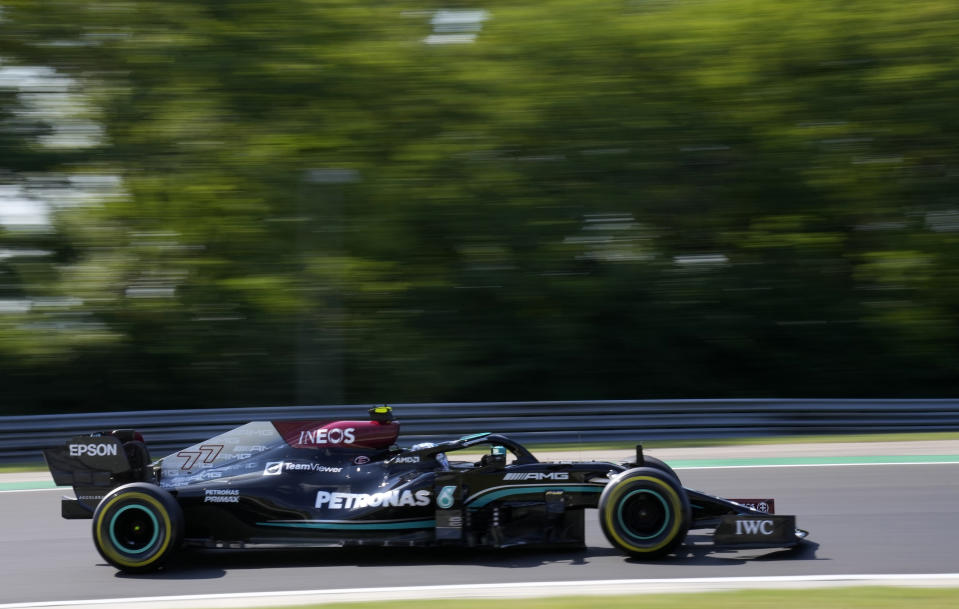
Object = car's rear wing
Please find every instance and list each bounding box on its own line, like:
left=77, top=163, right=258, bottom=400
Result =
left=42, top=430, right=153, bottom=519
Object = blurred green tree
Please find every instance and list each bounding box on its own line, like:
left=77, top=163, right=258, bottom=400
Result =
left=0, top=0, right=958, bottom=414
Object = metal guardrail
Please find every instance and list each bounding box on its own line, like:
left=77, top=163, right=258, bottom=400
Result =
left=4, top=399, right=959, bottom=462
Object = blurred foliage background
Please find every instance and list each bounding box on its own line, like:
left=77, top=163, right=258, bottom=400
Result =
left=1, top=0, right=958, bottom=414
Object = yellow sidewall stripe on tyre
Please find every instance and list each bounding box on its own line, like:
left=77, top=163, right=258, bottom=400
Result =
left=603, top=475, right=683, bottom=553
left=95, top=492, right=173, bottom=568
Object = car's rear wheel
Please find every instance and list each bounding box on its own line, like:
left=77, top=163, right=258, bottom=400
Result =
left=92, top=482, right=183, bottom=573
left=598, top=466, right=690, bottom=559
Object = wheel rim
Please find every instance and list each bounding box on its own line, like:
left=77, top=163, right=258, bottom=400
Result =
left=109, top=505, right=160, bottom=554
left=617, top=488, right=670, bottom=541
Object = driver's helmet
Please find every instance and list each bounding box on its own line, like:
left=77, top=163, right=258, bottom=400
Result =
left=411, top=442, right=450, bottom=471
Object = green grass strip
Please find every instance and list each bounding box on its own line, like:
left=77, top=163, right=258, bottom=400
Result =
left=255, top=587, right=959, bottom=609
left=0, top=464, right=49, bottom=473
left=524, top=431, right=959, bottom=452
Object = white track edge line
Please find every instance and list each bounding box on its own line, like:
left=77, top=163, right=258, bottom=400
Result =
left=674, top=461, right=959, bottom=469
left=0, top=488, right=61, bottom=494
left=4, top=574, right=959, bottom=609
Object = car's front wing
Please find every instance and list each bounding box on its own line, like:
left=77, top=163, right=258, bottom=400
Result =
left=687, top=488, right=808, bottom=549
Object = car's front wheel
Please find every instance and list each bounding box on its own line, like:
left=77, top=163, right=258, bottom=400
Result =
left=598, top=466, right=690, bottom=559
left=92, top=482, right=183, bottom=572
left=622, top=455, right=679, bottom=481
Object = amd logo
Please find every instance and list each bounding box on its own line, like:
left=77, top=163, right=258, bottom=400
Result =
left=504, top=472, right=569, bottom=481
left=735, top=519, right=774, bottom=535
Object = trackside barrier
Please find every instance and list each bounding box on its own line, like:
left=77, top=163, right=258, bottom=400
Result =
left=3, top=399, right=959, bottom=462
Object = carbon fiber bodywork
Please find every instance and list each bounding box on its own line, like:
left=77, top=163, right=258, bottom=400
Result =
left=43, top=412, right=808, bottom=557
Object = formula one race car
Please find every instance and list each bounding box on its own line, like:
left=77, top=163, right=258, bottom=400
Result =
left=43, top=406, right=808, bottom=572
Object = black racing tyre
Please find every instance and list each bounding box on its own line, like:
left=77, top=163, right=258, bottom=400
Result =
left=598, top=466, right=690, bottom=559
left=624, top=455, right=680, bottom=483
left=92, top=482, right=183, bottom=573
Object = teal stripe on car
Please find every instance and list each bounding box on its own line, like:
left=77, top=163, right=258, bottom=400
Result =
left=466, top=484, right=603, bottom=508
left=459, top=432, right=491, bottom=441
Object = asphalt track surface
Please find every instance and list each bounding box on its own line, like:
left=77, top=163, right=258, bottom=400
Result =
left=4, top=459, right=959, bottom=605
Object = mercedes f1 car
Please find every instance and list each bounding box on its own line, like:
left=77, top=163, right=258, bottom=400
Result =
left=43, top=406, right=808, bottom=572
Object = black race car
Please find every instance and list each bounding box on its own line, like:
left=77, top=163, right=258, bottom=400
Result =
left=43, top=406, right=808, bottom=572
